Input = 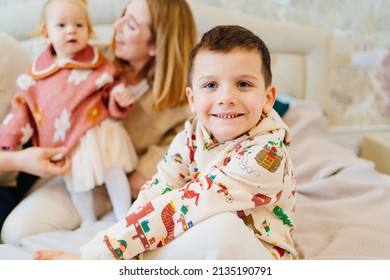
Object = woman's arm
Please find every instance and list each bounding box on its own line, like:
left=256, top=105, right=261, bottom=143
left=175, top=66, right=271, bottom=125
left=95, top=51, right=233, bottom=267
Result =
left=0, top=147, right=70, bottom=177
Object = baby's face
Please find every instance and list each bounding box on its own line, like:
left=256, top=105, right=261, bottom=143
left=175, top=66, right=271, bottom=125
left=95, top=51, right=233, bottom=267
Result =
left=186, top=49, right=275, bottom=143
left=44, top=1, right=89, bottom=59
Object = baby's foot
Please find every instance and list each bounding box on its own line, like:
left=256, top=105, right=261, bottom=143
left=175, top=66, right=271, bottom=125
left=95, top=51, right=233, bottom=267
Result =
left=33, top=250, right=80, bottom=260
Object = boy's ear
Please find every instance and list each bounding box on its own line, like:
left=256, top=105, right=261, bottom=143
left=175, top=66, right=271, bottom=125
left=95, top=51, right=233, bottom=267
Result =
left=186, top=87, right=196, bottom=114
left=263, top=85, right=276, bottom=114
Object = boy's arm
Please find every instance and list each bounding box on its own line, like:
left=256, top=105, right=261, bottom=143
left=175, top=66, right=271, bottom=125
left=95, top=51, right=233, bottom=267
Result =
left=80, top=130, right=192, bottom=259
left=80, top=132, right=293, bottom=260
left=125, top=130, right=191, bottom=213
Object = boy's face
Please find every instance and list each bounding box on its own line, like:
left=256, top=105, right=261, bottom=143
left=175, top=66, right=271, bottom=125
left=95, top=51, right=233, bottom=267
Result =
left=43, top=1, right=89, bottom=59
left=186, top=49, right=276, bottom=143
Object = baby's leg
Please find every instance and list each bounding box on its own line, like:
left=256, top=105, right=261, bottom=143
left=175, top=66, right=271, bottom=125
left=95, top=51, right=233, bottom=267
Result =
left=33, top=250, right=80, bottom=260
left=70, top=190, right=97, bottom=226
left=104, top=168, right=131, bottom=221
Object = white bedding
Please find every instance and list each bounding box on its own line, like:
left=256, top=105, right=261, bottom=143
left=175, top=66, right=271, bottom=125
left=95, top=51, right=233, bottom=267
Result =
left=1, top=99, right=389, bottom=260
left=284, top=100, right=390, bottom=259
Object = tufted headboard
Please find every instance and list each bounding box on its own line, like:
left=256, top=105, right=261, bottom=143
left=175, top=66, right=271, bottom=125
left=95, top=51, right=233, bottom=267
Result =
left=0, top=0, right=332, bottom=112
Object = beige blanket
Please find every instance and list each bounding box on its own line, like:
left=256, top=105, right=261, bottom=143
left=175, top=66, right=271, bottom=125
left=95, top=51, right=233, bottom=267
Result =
left=285, top=100, right=390, bottom=259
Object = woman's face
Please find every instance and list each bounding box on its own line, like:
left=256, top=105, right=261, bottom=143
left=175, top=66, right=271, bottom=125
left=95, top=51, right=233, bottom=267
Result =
left=113, top=0, right=155, bottom=65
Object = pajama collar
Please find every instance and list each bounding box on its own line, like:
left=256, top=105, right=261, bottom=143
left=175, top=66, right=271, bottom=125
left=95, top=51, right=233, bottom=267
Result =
left=188, top=108, right=291, bottom=152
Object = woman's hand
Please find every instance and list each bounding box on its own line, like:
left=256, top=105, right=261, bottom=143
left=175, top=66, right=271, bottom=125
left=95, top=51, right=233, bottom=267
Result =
left=12, top=147, right=70, bottom=177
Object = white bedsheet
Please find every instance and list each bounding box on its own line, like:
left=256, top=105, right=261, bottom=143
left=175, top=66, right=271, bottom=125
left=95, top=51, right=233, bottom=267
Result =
left=285, top=100, right=390, bottom=259
left=1, top=100, right=389, bottom=260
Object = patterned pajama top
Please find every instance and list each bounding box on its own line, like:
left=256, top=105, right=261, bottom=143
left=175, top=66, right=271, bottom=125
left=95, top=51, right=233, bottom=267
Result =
left=80, top=109, right=297, bottom=260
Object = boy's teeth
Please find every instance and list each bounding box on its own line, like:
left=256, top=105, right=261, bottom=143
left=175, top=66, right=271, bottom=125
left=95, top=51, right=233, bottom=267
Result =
left=218, top=114, right=238, bottom=118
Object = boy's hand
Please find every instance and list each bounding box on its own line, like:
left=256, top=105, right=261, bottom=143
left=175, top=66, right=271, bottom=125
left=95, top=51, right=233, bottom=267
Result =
left=112, top=84, right=135, bottom=108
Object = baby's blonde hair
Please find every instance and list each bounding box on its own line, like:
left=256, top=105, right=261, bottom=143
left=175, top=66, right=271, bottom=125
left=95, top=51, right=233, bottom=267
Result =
left=31, top=0, right=94, bottom=38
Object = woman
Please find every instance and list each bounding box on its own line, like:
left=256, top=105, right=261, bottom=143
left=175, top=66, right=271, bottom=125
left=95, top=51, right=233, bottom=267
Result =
left=113, top=0, right=197, bottom=197
left=1, top=0, right=197, bottom=244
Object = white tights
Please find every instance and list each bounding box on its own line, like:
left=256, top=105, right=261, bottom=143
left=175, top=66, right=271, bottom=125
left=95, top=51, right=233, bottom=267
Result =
left=104, top=167, right=131, bottom=220
left=70, top=168, right=131, bottom=225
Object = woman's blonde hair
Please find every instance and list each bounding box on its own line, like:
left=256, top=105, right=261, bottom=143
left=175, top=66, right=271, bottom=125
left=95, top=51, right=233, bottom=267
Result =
left=31, top=0, right=94, bottom=38
left=113, top=0, right=197, bottom=111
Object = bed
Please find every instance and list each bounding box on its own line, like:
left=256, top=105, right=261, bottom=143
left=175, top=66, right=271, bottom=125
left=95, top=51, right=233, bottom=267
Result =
left=1, top=0, right=390, bottom=260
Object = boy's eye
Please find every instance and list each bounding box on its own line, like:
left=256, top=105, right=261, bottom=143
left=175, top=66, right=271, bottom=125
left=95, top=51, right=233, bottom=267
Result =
left=204, top=82, right=217, bottom=89
left=237, top=81, right=251, bottom=88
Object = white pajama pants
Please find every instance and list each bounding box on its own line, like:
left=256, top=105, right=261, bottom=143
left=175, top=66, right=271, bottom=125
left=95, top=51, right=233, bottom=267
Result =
left=1, top=177, right=272, bottom=260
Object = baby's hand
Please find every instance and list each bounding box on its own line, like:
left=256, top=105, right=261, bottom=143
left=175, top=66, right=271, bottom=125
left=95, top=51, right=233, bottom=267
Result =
left=112, top=84, right=135, bottom=108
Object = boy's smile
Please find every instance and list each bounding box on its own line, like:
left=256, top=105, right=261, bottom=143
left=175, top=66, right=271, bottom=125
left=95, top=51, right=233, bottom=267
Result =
left=212, top=113, right=243, bottom=119
left=186, top=49, right=275, bottom=143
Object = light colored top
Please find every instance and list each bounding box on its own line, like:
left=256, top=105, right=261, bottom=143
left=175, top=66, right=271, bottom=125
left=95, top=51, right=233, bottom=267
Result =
left=122, top=87, right=192, bottom=179
left=80, top=109, right=297, bottom=260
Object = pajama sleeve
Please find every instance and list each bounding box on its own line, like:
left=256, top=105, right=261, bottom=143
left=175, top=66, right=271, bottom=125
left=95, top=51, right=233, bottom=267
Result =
left=80, top=129, right=290, bottom=260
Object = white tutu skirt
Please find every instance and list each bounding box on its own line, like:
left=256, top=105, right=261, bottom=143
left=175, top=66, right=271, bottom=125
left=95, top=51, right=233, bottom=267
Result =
left=64, top=118, right=138, bottom=193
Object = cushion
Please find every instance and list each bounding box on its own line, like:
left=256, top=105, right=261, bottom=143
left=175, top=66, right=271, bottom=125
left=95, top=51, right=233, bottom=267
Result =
left=274, top=99, right=290, bottom=117
left=273, top=94, right=297, bottom=117
left=0, top=32, right=32, bottom=121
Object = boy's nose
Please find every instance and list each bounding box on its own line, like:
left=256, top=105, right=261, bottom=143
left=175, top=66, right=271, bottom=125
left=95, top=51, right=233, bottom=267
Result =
left=218, top=88, right=237, bottom=105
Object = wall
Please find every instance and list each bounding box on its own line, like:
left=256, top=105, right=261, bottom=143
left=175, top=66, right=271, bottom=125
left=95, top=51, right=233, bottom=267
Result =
left=197, top=0, right=390, bottom=128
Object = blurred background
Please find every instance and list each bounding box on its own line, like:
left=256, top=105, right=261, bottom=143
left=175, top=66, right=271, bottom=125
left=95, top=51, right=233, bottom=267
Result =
left=198, top=0, right=390, bottom=128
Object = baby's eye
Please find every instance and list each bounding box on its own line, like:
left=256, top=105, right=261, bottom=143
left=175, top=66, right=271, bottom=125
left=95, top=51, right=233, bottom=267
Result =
left=76, top=23, right=84, bottom=28
left=204, top=82, right=217, bottom=89
left=56, top=23, right=65, bottom=28
left=237, top=81, right=251, bottom=88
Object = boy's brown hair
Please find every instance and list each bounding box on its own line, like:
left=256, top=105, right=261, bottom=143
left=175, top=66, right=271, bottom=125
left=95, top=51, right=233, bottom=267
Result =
left=188, top=25, right=272, bottom=89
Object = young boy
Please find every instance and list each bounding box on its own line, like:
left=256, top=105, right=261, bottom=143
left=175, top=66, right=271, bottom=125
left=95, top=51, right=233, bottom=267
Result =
left=34, top=25, right=297, bottom=260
